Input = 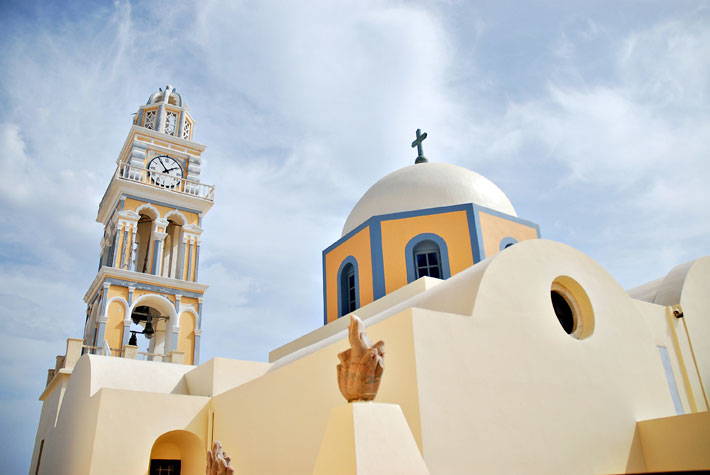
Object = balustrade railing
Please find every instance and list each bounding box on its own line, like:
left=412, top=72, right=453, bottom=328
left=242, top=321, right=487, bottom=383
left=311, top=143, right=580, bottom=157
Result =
left=136, top=351, right=168, bottom=362
left=100, top=164, right=214, bottom=211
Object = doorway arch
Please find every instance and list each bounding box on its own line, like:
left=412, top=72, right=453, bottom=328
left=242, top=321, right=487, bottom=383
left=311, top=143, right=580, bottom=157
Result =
left=149, top=430, right=204, bottom=475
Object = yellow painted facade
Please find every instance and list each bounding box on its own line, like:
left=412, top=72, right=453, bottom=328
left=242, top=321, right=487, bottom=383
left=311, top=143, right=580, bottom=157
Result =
left=380, top=210, right=473, bottom=293
left=324, top=227, right=374, bottom=323
left=479, top=210, right=539, bottom=259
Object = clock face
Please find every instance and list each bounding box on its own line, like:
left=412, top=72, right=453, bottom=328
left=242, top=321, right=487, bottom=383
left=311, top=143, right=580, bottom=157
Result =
left=147, top=155, right=183, bottom=188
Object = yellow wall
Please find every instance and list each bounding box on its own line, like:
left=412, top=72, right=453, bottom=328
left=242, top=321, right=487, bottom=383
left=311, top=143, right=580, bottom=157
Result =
left=479, top=211, right=538, bottom=259
left=324, top=227, right=374, bottom=323
left=638, top=412, right=710, bottom=471
left=211, top=308, right=423, bottom=475
left=105, top=301, right=126, bottom=355
left=178, top=312, right=196, bottom=365
left=380, top=211, right=473, bottom=294
left=104, top=287, right=129, bottom=354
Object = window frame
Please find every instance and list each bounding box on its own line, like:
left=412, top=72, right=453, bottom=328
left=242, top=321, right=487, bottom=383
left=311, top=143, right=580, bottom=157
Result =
left=337, top=256, right=360, bottom=317
left=405, top=233, right=451, bottom=284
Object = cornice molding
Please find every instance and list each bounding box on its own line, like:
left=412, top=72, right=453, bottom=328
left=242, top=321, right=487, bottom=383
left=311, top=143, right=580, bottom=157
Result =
left=84, top=266, right=208, bottom=303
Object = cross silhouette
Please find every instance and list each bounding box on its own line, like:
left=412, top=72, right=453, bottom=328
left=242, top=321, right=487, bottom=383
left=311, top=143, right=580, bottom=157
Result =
left=411, top=129, right=428, bottom=164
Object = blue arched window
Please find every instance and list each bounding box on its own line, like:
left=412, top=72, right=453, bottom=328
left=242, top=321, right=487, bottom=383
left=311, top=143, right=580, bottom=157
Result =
left=337, top=257, right=360, bottom=317
left=405, top=233, right=451, bottom=283
left=499, top=236, right=518, bottom=250
left=414, top=240, right=441, bottom=278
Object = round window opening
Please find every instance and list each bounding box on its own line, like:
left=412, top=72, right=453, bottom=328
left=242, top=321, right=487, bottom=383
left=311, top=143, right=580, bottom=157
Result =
left=551, top=290, right=574, bottom=334
left=550, top=276, right=594, bottom=339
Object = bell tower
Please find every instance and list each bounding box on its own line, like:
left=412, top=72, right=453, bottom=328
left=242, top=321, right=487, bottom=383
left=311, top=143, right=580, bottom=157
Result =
left=83, top=85, right=214, bottom=364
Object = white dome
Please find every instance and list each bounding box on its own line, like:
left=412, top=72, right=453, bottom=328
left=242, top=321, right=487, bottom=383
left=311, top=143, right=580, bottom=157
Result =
left=342, top=162, right=517, bottom=236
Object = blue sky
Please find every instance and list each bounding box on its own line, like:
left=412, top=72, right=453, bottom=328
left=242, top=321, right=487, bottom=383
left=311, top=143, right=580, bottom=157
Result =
left=1, top=0, right=708, bottom=472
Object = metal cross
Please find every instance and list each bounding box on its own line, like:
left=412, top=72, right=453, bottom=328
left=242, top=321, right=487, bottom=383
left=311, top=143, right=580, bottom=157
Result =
left=411, top=129, right=428, bottom=164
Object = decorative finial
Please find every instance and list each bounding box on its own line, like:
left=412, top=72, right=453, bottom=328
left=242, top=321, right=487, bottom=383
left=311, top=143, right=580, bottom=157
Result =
left=411, top=129, right=428, bottom=164
left=337, top=315, right=385, bottom=402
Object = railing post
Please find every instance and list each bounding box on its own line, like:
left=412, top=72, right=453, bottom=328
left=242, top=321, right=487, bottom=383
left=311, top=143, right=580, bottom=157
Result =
left=123, top=345, right=138, bottom=360
left=170, top=351, right=185, bottom=364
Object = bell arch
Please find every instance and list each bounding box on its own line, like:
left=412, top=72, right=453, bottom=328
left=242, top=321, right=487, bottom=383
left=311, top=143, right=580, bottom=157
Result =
left=129, top=294, right=178, bottom=358
left=162, top=211, right=186, bottom=279
left=134, top=205, right=160, bottom=274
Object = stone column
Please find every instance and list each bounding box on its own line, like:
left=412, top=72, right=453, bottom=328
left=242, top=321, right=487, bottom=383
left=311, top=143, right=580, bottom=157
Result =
left=194, top=242, right=201, bottom=281
left=193, top=329, right=203, bottom=365
left=157, top=103, right=166, bottom=134
left=197, top=298, right=203, bottom=329
left=119, top=225, right=130, bottom=269
left=168, top=295, right=182, bottom=354
left=122, top=286, right=135, bottom=350
left=178, top=110, right=186, bottom=140
left=95, top=316, right=108, bottom=354
left=129, top=224, right=138, bottom=271
left=95, top=283, right=111, bottom=353
left=121, top=318, right=132, bottom=349
left=177, top=236, right=187, bottom=281
left=186, top=237, right=194, bottom=282
left=110, top=227, right=120, bottom=268
left=150, top=222, right=168, bottom=276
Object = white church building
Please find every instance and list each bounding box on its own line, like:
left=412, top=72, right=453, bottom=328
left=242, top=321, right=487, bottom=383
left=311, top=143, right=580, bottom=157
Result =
left=30, top=87, right=710, bottom=475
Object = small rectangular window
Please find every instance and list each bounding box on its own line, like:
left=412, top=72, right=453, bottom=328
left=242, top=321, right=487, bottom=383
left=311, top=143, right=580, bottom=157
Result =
left=415, top=250, right=441, bottom=279
left=657, top=345, right=683, bottom=415
left=347, top=271, right=356, bottom=312
left=164, top=111, right=178, bottom=135
left=150, top=459, right=181, bottom=475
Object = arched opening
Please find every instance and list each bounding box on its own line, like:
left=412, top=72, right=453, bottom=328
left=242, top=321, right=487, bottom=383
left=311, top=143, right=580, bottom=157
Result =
left=405, top=233, right=452, bottom=284
left=338, top=257, right=359, bottom=317
left=135, top=213, right=154, bottom=274
left=162, top=218, right=183, bottom=279
left=149, top=430, right=204, bottom=475
left=129, top=297, right=174, bottom=360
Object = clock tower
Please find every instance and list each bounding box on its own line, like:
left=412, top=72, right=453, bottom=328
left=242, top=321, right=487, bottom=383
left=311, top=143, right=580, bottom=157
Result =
left=83, top=85, right=214, bottom=365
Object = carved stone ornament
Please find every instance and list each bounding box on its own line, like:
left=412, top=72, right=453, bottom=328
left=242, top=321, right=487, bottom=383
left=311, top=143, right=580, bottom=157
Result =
left=337, top=315, right=385, bottom=402
left=207, top=441, right=235, bottom=475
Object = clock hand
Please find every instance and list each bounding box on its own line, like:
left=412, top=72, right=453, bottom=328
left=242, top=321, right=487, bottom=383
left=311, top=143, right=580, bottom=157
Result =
left=158, top=158, right=169, bottom=172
